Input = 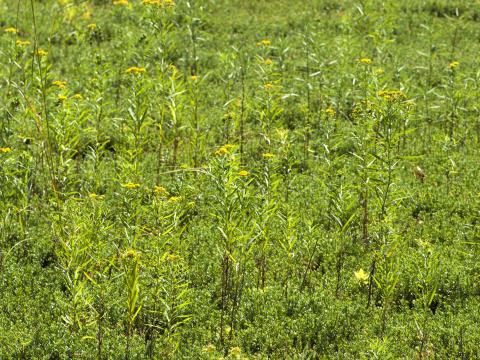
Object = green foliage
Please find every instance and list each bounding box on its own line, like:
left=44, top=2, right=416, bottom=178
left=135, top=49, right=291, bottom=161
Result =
left=1, top=0, right=480, bottom=358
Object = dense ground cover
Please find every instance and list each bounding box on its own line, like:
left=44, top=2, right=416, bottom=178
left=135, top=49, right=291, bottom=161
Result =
left=1, top=0, right=480, bottom=358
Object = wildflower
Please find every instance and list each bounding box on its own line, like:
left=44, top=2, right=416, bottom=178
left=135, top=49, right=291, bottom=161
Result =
left=263, top=58, right=273, bottom=65
left=122, top=182, right=141, bottom=189
left=81, top=10, right=92, bottom=20
left=166, top=253, right=180, bottom=262
left=16, top=40, right=31, bottom=46
left=143, top=0, right=174, bottom=5
left=378, top=90, right=406, bottom=101
left=87, top=23, right=97, bottom=30
left=354, top=268, right=369, bottom=284
left=264, top=83, right=275, bottom=90
left=123, top=249, right=138, bottom=259
left=57, top=95, right=67, bottom=102
left=262, top=152, right=274, bottom=159
left=52, top=80, right=67, bottom=89
left=449, top=61, right=459, bottom=70
left=190, top=75, right=198, bottom=81
left=89, top=193, right=105, bottom=200
left=229, top=347, right=241, bottom=358
left=215, top=146, right=228, bottom=156
left=238, top=170, right=249, bottom=177
left=375, top=68, right=385, bottom=75
left=168, top=196, right=182, bottom=203
left=359, top=57, right=372, bottom=64
left=325, top=107, right=335, bottom=117
left=0, top=147, right=12, bottom=153
left=154, top=185, right=168, bottom=196
left=4, top=27, right=18, bottom=34
left=125, top=67, right=146, bottom=75
left=72, top=93, right=83, bottom=100
left=202, top=343, right=216, bottom=353
left=257, top=39, right=271, bottom=46
left=113, top=0, right=129, bottom=5
left=36, top=49, right=48, bottom=57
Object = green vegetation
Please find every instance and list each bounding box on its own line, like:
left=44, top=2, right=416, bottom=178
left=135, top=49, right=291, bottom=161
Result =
left=1, top=0, right=480, bottom=358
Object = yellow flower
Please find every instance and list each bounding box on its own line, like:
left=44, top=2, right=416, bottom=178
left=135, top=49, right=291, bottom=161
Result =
left=87, top=23, right=97, bottom=30
left=202, top=343, right=216, bottom=353
left=359, top=57, right=372, bottom=64
left=89, top=193, right=105, bottom=200
left=113, top=0, right=129, bottom=5
left=16, top=40, right=31, bottom=46
left=123, top=249, right=138, bottom=259
left=166, top=253, right=180, bottom=262
left=52, top=80, right=67, bottom=89
left=262, top=152, right=274, bottom=159
left=168, top=196, right=182, bottom=203
left=126, top=67, right=146, bottom=75
left=190, top=75, right=198, bottom=81
left=378, top=90, right=406, bottom=101
left=36, top=49, right=48, bottom=57
left=215, top=146, right=229, bottom=156
left=325, top=107, right=335, bottom=117
left=143, top=0, right=174, bottom=5
left=122, top=182, right=141, bottom=189
left=257, top=39, right=271, bottom=46
left=263, top=58, right=273, bottom=65
left=154, top=185, right=168, bottom=196
left=4, top=27, right=18, bottom=34
left=238, top=170, right=249, bottom=177
left=72, top=93, right=83, bottom=100
left=264, top=83, right=275, bottom=89
left=0, top=147, right=12, bottom=153
left=449, top=61, right=459, bottom=70
left=57, top=95, right=67, bottom=102
left=229, top=347, right=241, bottom=358
left=354, top=268, right=369, bottom=284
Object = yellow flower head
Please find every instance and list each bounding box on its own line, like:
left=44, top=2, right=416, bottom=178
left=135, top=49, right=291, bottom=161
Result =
left=123, top=249, right=138, bottom=259
left=378, top=90, right=406, bottom=101
left=89, top=193, right=105, bottom=200
left=354, top=268, right=369, bottom=284
left=154, top=185, right=168, bottom=196
left=190, top=75, right=198, bottom=81
left=4, top=27, right=18, bottom=34
left=325, top=107, right=335, bottom=117
left=72, top=93, right=83, bottom=100
left=122, top=182, right=141, bottom=189
left=52, top=80, right=67, bottom=89
left=126, top=67, right=146, bottom=75
left=449, top=61, right=459, bottom=70
left=143, top=0, right=175, bottom=5
left=262, top=152, right=274, bottom=159
left=16, top=40, right=31, bottom=46
left=263, top=58, right=273, bottom=65
left=87, top=23, right=97, bottom=30
left=36, top=49, right=48, bottom=57
left=359, top=57, right=372, bottom=64
left=257, top=39, right=271, bottom=46
left=238, top=170, right=249, bottom=177
left=113, top=0, right=129, bottom=5
left=0, top=147, right=12, bottom=154
left=215, top=146, right=229, bottom=156
left=229, top=347, right=241, bottom=358
left=264, top=83, right=275, bottom=90
left=168, top=196, right=182, bottom=203
left=57, top=95, right=67, bottom=102
left=202, top=343, right=216, bottom=353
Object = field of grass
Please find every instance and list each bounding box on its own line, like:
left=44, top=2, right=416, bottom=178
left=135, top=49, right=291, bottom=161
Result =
left=1, top=0, right=480, bottom=358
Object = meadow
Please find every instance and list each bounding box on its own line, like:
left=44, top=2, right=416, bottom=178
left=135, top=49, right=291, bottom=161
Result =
left=1, top=0, right=480, bottom=358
